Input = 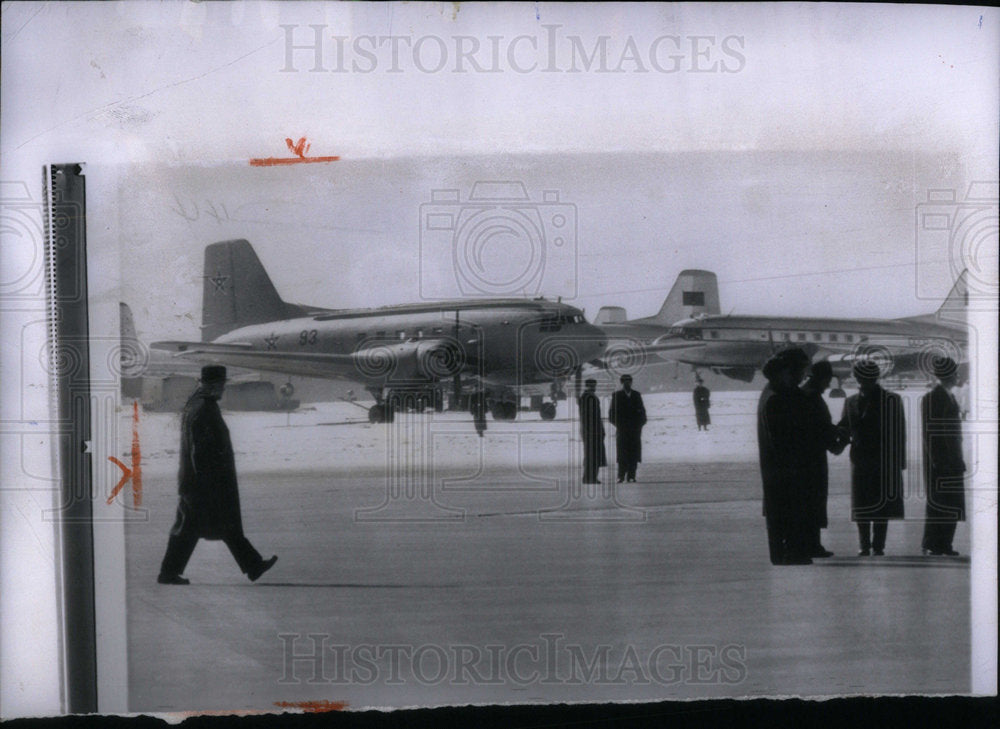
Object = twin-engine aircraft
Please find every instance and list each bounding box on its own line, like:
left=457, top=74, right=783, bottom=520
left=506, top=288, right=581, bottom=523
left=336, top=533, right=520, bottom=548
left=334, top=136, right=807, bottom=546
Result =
left=596, top=269, right=969, bottom=395
left=153, top=240, right=607, bottom=426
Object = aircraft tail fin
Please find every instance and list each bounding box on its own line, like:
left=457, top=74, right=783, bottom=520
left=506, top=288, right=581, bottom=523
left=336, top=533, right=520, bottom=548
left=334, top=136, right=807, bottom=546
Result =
left=649, top=270, right=721, bottom=325
left=201, top=239, right=306, bottom=341
left=935, top=269, right=969, bottom=323
left=120, top=301, right=138, bottom=343
left=594, top=306, right=628, bottom=325
left=899, top=269, right=970, bottom=327
left=119, top=301, right=146, bottom=381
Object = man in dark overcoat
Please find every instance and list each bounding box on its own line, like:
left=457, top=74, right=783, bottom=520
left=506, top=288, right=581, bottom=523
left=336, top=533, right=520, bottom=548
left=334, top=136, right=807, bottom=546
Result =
left=470, top=390, right=488, bottom=437
left=158, top=366, right=278, bottom=584
left=799, top=360, right=848, bottom=558
left=693, top=378, right=711, bottom=431
left=757, top=348, right=812, bottom=565
left=608, top=374, right=646, bottom=482
left=578, top=379, right=606, bottom=484
left=837, top=360, right=906, bottom=556
left=920, top=356, right=966, bottom=556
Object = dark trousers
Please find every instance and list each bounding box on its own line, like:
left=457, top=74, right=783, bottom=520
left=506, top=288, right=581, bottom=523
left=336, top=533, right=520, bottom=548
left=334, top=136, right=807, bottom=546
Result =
left=921, top=520, right=958, bottom=552
left=160, top=532, right=263, bottom=577
left=857, top=520, right=888, bottom=551
left=766, top=516, right=812, bottom=564
left=582, top=442, right=602, bottom=483
left=617, top=458, right=638, bottom=481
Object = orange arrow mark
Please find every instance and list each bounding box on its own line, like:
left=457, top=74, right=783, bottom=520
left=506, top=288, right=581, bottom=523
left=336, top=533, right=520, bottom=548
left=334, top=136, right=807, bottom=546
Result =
left=107, top=401, right=143, bottom=506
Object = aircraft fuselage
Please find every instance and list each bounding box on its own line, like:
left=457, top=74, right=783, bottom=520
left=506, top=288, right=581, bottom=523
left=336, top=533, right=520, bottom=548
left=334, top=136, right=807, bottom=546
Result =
left=211, top=298, right=607, bottom=390
left=657, top=314, right=966, bottom=369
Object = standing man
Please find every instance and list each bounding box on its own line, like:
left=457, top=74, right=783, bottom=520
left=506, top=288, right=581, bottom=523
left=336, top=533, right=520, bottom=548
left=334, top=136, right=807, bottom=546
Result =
left=693, top=377, right=712, bottom=431
left=838, top=360, right=906, bottom=557
left=608, top=374, right=647, bottom=483
left=578, top=378, right=606, bottom=484
left=757, top=348, right=812, bottom=565
left=799, top=360, right=848, bottom=558
left=158, top=366, right=278, bottom=585
left=470, top=390, right=488, bottom=438
left=921, top=357, right=966, bottom=556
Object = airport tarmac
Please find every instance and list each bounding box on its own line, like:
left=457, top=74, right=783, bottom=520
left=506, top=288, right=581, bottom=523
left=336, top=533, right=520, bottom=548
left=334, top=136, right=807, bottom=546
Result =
left=122, top=392, right=972, bottom=712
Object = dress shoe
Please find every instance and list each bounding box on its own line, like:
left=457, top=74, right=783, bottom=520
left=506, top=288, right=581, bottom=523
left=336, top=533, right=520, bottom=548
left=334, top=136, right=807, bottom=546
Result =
left=857, top=549, right=871, bottom=557
left=940, top=548, right=960, bottom=556
left=248, top=555, right=278, bottom=582
left=616, top=477, right=625, bottom=483
left=157, top=573, right=190, bottom=585
left=872, top=549, right=884, bottom=556
left=810, top=547, right=835, bottom=558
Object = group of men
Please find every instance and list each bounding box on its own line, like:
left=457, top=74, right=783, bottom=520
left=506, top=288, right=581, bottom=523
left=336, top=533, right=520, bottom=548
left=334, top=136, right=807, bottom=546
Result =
left=757, top=348, right=967, bottom=565
left=578, top=374, right=648, bottom=485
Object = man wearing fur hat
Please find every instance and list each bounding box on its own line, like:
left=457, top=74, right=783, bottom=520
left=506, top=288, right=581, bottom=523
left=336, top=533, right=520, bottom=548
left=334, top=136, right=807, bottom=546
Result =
left=837, top=360, right=906, bottom=556
left=920, top=356, right=966, bottom=556
left=158, top=365, right=278, bottom=584
left=757, top=347, right=812, bottom=565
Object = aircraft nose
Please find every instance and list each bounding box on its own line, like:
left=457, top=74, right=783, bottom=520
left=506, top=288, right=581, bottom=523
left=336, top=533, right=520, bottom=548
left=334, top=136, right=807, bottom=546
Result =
left=578, top=323, right=608, bottom=360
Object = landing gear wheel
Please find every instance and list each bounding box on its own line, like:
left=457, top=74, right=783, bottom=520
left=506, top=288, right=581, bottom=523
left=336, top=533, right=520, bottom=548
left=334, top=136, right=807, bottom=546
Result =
left=539, top=402, right=557, bottom=420
left=491, top=401, right=518, bottom=421
left=368, top=403, right=395, bottom=423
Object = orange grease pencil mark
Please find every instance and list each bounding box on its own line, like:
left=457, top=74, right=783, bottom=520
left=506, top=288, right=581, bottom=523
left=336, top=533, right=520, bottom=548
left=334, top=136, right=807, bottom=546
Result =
left=107, top=401, right=142, bottom=506
left=250, top=136, right=340, bottom=166
left=273, top=700, right=348, bottom=713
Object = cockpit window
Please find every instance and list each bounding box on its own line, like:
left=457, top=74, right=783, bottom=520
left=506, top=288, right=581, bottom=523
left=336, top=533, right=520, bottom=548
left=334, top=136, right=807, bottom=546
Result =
left=540, top=315, right=562, bottom=332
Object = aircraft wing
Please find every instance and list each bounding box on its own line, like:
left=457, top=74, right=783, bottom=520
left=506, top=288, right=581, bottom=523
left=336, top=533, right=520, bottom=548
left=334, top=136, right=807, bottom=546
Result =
left=151, top=338, right=472, bottom=383
left=591, top=336, right=706, bottom=369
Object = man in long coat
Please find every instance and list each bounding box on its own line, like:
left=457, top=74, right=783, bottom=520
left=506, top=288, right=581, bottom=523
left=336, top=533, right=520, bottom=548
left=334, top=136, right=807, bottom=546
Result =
left=920, top=356, right=966, bottom=556
left=837, top=360, right=906, bottom=556
left=693, top=378, right=711, bottom=431
left=578, top=379, right=606, bottom=484
left=757, top=348, right=812, bottom=565
left=608, top=374, right=646, bottom=482
left=799, top=360, right=848, bottom=558
left=158, top=366, right=278, bottom=584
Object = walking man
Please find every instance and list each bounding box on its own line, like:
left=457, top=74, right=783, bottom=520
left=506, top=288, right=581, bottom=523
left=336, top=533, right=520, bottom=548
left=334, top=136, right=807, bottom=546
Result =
left=608, top=374, right=647, bottom=483
left=158, top=366, right=278, bottom=584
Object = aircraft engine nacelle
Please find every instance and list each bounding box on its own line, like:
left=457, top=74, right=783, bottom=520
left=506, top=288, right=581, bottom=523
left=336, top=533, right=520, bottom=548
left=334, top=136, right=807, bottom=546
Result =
left=353, top=339, right=465, bottom=383
left=415, top=339, right=465, bottom=380
left=712, top=365, right=757, bottom=383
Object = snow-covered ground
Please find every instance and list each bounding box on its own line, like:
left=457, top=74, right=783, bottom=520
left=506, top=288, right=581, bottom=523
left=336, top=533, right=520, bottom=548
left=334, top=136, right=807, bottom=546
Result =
left=129, top=391, right=790, bottom=478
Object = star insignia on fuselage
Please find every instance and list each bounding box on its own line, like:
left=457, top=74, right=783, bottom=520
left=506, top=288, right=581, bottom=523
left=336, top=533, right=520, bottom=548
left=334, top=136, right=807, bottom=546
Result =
left=206, top=271, right=229, bottom=295
left=264, top=333, right=279, bottom=351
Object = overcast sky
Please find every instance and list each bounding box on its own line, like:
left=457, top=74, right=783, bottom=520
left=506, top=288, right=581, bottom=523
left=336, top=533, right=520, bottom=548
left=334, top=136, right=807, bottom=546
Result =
left=3, top=2, right=998, bottom=338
